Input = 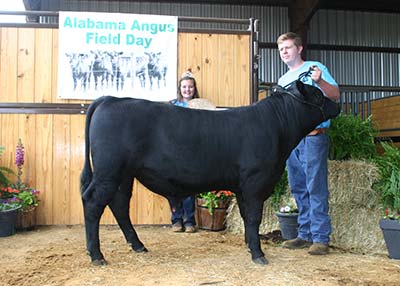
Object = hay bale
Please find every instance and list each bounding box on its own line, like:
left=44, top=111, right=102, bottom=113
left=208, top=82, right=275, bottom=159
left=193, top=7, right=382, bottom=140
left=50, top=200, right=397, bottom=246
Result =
left=187, top=98, right=217, bottom=110
left=226, top=197, right=280, bottom=235
left=328, top=160, right=379, bottom=209
left=226, top=160, right=386, bottom=254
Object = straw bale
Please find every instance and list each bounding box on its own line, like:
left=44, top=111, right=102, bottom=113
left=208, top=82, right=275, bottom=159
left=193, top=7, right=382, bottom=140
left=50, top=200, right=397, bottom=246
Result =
left=225, top=160, right=386, bottom=254
left=226, top=197, right=280, bottom=235
left=328, top=160, right=380, bottom=208
left=330, top=206, right=386, bottom=253
left=187, top=98, right=217, bottom=110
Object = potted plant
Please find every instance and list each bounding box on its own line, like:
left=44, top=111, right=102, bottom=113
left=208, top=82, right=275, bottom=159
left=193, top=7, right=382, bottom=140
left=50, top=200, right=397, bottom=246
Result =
left=374, top=142, right=400, bottom=259
left=275, top=196, right=299, bottom=240
left=196, top=190, right=235, bottom=231
left=14, top=139, right=40, bottom=230
left=0, top=145, right=21, bottom=237
left=0, top=186, right=22, bottom=237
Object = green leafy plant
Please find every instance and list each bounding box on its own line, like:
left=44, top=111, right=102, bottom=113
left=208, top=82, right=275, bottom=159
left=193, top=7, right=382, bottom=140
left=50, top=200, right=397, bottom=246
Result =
left=0, top=146, right=14, bottom=187
left=374, top=142, right=400, bottom=221
left=270, top=169, right=288, bottom=211
left=198, top=190, right=235, bottom=215
left=328, top=114, right=378, bottom=161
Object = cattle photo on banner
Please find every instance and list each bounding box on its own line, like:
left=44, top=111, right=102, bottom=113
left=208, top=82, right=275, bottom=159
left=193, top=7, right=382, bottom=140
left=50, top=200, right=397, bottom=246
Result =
left=58, top=11, right=178, bottom=101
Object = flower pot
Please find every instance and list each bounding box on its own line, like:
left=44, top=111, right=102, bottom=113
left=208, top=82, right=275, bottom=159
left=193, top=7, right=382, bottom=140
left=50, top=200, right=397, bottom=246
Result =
left=0, top=207, right=20, bottom=237
left=379, top=218, right=400, bottom=259
left=196, top=198, right=229, bottom=231
left=16, top=206, right=37, bottom=231
left=275, top=212, right=299, bottom=240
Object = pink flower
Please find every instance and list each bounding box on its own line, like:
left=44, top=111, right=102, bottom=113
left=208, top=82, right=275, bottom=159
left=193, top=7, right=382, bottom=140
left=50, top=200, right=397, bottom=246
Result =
left=15, top=139, right=25, bottom=168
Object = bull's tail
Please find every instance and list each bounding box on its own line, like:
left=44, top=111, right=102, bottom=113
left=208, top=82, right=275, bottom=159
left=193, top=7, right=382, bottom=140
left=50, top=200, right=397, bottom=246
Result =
left=80, top=96, right=106, bottom=198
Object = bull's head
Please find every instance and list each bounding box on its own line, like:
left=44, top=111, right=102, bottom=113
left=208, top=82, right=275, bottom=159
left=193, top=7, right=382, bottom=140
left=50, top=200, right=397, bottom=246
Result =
left=283, top=80, right=341, bottom=121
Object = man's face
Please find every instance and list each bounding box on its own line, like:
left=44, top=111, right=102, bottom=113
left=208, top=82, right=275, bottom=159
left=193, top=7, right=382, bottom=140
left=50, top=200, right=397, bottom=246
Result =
left=278, top=39, right=302, bottom=66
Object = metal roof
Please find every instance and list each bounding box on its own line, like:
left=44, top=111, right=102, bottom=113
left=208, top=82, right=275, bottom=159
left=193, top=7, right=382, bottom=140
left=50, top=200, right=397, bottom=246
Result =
left=23, top=0, right=400, bottom=14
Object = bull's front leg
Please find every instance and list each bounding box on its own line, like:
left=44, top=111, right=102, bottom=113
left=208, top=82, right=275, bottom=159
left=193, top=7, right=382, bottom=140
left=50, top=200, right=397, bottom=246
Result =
left=109, top=177, right=148, bottom=253
left=242, top=198, right=267, bottom=265
left=235, top=193, right=249, bottom=247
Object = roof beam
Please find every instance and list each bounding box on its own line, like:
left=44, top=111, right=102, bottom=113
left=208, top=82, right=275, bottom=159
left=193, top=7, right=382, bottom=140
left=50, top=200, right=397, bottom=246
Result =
left=288, top=0, right=320, bottom=59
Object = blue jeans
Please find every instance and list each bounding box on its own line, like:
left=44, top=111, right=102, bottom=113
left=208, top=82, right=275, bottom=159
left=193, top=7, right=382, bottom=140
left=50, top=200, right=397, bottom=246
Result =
left=171, top=196, right=196, bottom=227
left=286, top=134, right=331, bottom=244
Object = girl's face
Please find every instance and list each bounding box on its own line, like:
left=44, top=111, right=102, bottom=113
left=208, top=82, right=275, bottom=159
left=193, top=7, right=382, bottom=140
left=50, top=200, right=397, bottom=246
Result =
left=180, top=79, right=195, bottom=100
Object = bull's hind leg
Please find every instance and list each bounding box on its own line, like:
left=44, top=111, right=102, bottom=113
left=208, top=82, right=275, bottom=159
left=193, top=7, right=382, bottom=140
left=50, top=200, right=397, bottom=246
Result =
left=82, top=181, right=118, bottom=265
left=108, top=176, right=148, bottom=253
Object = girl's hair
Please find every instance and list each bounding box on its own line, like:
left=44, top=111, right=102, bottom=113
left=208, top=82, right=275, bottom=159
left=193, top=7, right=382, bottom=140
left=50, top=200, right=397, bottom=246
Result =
left=276, top=32, right=302, bottom=47
left=176, top=72, right=199, bottom=101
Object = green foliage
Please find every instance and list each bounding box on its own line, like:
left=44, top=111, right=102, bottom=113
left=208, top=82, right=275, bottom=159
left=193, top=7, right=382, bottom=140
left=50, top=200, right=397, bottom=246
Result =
left=198, top=190, right=234, bottom=215
left=374, top=142, right=400, bottom=220
left=270, top=169, right=288, bottom=211
left=0, top=146, right=14, bottom=187
left=328, top=114, right=378, bottom=161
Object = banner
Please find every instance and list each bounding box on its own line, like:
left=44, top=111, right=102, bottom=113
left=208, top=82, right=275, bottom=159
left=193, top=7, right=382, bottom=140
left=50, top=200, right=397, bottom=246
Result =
left=58, top=12, right=178, bottom=101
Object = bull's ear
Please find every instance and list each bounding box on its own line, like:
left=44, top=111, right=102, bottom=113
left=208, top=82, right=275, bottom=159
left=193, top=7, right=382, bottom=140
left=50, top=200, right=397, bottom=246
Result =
left=284, top=80, right=305, bottom=99
left=300, top=82, right=324, bottom=105
left=295, top=80, right=307, bottom=97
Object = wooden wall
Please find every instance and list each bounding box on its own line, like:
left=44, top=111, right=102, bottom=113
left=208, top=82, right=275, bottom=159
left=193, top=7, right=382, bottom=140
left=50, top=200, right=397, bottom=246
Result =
left=371, top=96, right=400, bottom=138
left=0, top=27, right=250, bottom=225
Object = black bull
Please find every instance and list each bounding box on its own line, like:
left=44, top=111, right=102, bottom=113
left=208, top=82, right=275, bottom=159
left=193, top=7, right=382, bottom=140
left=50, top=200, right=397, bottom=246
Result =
left=80, top=80, right=340, bottom=265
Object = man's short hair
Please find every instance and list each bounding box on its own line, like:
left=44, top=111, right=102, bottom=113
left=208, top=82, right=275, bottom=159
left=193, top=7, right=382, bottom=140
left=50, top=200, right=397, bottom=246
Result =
left=277, top=32, right=303, bottom=47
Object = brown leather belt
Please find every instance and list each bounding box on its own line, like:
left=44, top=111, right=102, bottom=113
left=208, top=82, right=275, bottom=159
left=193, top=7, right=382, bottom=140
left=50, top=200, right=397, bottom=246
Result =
left=308, top=128, right=327, bottom=136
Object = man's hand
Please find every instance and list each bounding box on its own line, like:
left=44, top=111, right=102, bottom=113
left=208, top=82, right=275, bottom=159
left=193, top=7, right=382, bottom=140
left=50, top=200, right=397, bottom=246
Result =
left=310, top=65, right=322, bottom=84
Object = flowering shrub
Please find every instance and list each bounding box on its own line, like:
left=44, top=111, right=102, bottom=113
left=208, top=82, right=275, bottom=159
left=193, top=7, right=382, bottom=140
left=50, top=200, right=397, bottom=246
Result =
left=198, top=190, right=235, bottom=215
left=0, top=139, right=40, bottom=212
left=278, top=197, right=298, bottom=214
left=0, top=187, right=21, bottom=211
left=383, top=208, right=400, bottom=221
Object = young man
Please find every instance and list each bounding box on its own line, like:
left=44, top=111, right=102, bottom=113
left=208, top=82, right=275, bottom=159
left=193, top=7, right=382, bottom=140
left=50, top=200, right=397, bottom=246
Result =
left=277, top=32, right=340, bottom=255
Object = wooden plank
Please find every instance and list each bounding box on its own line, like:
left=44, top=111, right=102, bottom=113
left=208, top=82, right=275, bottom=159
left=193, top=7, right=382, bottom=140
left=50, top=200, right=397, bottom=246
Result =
left=52, top=29, right=61, bottom=104
left=52, top=115, right=71, bottom=224
left=17, top=28, right=35, bottom=103
left=0, top=28, right=18, bottom=102
left=152, top=193, right=171, bottom=224
left=201, top=34, right=219, bottom=106
left=370, top=96, right=400, bottom=109
left=34, top=29, right=53, bottom=103
left=217, top=34, right=234, bottom=106
left=178, top=33, right=203, bottom=80
left=35, top=114, right=53, bottom=225
left=235, top=34, right=250, bottom=106
left=69, top=115, right=85, bottom=224
left=135, top=183, right=155, bottom=224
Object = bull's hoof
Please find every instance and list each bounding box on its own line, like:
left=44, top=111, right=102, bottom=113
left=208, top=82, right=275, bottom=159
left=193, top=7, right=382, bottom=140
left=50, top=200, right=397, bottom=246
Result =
left=252, top=256, right=268, bottom=265
left=134, top=246, right=148, bottom=253
left=91, top=258, right=108, bottom=266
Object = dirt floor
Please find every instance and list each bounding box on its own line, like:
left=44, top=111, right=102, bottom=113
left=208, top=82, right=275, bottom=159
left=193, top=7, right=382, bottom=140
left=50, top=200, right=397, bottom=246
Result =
left=1, top=225, right=400, bottom=286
